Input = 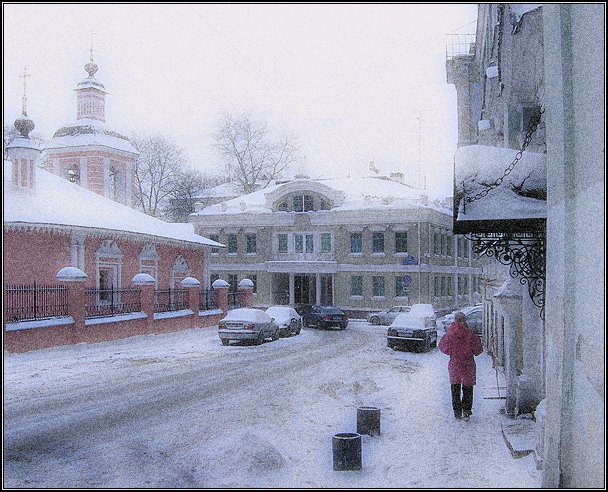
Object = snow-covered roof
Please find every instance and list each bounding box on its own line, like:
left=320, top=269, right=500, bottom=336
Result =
left=454, top=144, right=546, bottom=223
left=509, top=4, right=542, bottom=24
left=3, top=162, right=224, bottom=248
left=45, top=118, right=138, bottom=155
left=192, top=176, right=450, bottom=216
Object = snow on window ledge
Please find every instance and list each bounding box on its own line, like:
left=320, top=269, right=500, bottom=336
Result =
left=5, top=316, right=74, bottom=332
left=199, top=308, right=224, bottom=317
left=153, top=309, right=194, bottom=320
left=85, top=312, right=147, bottom=326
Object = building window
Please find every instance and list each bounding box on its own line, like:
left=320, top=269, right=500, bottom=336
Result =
left=395, top=276, right=409, bottom=297
left=441, top=276, right=446, bottom=296
left=372, top=232, right=385, bottom=254
left=293, top=194, right=314, bottom=212
left=278, top=200, right=288, bottom=212
left=228, top=274, right=238, bottom=292
left=278, top=234, right=288, bottom=253
left=210, top=273, right=220, bottom=285
left=294, top=234, right=304, bottom=253
left=305, top=234, right=314, bottom=253
left=435, top=277, right=440, bottom=297
left=209, top=234, right=220, bottom=255
left=96, top=240, right=122, bottom=304
left=351, top=276, right=363, bottom=297
left=246, top=234, right=257, bottom=254
left=351, top=233, right=362, bottom=254
left=321, top=233, right=332, bottom=253
left=434, top=232, right=441, bottom=255
left=227, top=234, right=237, bottom=254
left=463, top=239, right=470, bottom=258
left=372, top=276, right=385, bottom=297
left=67, top=164, right=80, bottom=184
left=138, top=243, right=159, bottom=286
left=395, top=232, right=408, bottom=253
left=320, top=199, right=330, bottom=210
left=447, top=235, right=453, bottom=257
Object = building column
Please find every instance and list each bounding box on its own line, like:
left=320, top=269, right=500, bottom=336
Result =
left=289, top=273, right=295, bottom=305
left=315, top=273, right=321, bottom=306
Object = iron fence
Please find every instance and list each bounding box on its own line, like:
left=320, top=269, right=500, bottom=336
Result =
left=85, top=288, right=142, bottom=318
left=4, top=283, right=69, bottom=323
left=154, top=288, right=189, bottom=313
left=227, top=290, right=244, bottom=310
left=199, top=289, right=218, bottom=310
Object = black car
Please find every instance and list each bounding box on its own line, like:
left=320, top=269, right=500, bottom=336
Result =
left=303, top=306, right=348, bottom=330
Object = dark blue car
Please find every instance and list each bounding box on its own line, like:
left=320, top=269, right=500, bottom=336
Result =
left=302, top=306, right=348, bottom=330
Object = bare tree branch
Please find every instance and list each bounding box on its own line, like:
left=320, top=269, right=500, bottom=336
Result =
left=212, top=113, right=303, bottom=194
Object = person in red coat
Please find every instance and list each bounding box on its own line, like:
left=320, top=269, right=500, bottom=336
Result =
left=439, top=312, right=483, bottom=421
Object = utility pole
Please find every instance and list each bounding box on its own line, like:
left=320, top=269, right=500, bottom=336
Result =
left=413, top=109, right=429, bottom=191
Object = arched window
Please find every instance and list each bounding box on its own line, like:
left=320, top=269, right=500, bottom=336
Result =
left=109, top=165, right=126, bottom=204
left=96, top=240, right=123, bottom=303
left=66, top=164, right=80, bottom=184
left=139, top=244, right=159, bottom=286
left=171, top=255, right=191, bottom=290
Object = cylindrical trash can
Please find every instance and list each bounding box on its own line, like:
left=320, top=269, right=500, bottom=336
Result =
left=357, top=406, right=381, bottom=436
left=332, top=433, right=362, bottom=471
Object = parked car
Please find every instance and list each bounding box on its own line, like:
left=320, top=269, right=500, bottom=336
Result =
left=302, top=306, right=348, bottom=330
left=441, top=304, right=482, bottom=332
left=265, top=306, right=302, bottom=337
left=218, top=308, right=279, bottom=345
left=367, top=305, right=411, bottom=325
left=387, top=312, right=438, bottom=352
left=408, top=303, right=437, bottom=329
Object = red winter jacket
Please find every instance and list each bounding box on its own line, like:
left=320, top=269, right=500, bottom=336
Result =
left=438, top=321, right=483, bottom=386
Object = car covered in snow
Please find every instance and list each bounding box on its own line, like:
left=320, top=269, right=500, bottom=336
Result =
left=218, top=308, right=279, bottom=345
left=302, top=306, right=348, bottom=330
left=408, top=303, right=437, bottom=329
left=265, top=306, right=302, bottom=337
left=387, top=312, right=438, bottom=352
left=367, top=305, right=411, bottom=325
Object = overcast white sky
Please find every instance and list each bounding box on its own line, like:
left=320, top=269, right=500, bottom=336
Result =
left=3, top=3, right=478, bottom=197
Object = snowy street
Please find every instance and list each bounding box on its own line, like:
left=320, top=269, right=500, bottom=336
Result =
left=3, top=321, right=541, bottom=488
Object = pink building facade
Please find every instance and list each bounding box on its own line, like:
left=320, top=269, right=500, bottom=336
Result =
left=3, top=54, right=242, bottom=353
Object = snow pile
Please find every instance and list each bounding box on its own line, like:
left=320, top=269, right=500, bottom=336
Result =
left=455, top=144, right=546, bottom=222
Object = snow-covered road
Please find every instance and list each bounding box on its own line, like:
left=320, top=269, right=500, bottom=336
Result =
left=3, top=321, right=541, bottom=488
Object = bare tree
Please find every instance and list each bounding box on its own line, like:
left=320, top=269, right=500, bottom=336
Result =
left=213, top=113, right=302, bottom=194
left=131, top=133, right=185, bottom=217
left=162, top=168, right=221, bottom=223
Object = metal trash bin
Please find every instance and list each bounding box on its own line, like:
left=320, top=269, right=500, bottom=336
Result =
left=332, top=432, right=362, bottom=471
left=357, top=406, right=381, bottom=436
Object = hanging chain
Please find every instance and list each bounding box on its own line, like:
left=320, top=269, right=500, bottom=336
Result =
left=465, top=106, right=544, bottom=203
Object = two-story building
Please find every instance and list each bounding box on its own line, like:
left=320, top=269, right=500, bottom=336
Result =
left=190, top=174, right=482, bottom=317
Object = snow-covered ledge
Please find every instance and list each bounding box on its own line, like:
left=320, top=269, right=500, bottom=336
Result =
left=56, top=266, right=88, bottom=282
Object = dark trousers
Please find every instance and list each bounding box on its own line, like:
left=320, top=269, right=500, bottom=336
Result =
left=451, top=384, right=473, bottom=418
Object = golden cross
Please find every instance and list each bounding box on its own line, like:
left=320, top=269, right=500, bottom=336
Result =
left=19, top=66, right=31, bottom=115
left=90, top=31, right=96, bottom=61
